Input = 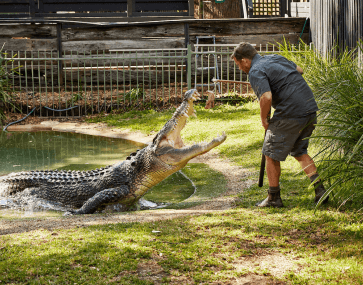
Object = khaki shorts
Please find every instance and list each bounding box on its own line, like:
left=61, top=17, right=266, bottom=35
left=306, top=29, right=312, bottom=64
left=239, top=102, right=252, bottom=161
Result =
left=262, top=113, right=317, bottom=161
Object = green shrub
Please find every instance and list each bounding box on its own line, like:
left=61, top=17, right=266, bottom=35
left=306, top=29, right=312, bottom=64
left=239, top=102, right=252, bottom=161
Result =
left=118, top=85, right=145, bottom=103
left=277, top=40, right=363, bottom=208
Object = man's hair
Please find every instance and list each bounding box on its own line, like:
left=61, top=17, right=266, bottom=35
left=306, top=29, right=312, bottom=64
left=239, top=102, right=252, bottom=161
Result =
left=231, top=42, right=257, bottom=60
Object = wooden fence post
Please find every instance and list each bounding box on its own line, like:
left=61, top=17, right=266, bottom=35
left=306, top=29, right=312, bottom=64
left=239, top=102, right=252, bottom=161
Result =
left=189, top=0, right=195, bottom=17
left=29, top=0, right=36, bottom=17
left=127, top=0, right=134, bottom=18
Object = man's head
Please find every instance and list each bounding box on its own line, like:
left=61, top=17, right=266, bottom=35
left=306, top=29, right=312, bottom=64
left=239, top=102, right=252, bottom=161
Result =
left=231, top=42, right=257, bottom=74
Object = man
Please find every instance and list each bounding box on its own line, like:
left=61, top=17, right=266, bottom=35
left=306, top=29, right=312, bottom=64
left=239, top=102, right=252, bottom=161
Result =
left=231, top=42, right=328, bottom=207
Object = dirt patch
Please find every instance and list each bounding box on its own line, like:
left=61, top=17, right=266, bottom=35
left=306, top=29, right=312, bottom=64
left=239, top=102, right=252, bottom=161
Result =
left=234, top=253, right=296, bottom=279
left=234, top=274, right=288, bottom=284
left=108, top=253, right=291, bottom=285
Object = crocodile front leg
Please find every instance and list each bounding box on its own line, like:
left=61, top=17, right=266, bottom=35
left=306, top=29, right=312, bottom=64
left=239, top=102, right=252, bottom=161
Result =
left=64, top=186, right=130, bottom=215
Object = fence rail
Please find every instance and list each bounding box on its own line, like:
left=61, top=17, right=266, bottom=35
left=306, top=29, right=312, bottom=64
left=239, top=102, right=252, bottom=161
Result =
left=3, top=43, right=299, bottom=117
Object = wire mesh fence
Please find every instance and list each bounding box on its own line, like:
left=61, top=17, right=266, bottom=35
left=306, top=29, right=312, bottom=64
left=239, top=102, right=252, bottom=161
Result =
left=191, top=43, right=298, bottom=100
left=2, top=42, right=307, bottom=117
left=3, top=48, right=189, bottom=117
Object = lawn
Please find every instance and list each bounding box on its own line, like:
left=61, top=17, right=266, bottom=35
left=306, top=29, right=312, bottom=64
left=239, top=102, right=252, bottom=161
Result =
left=1, top=101, right=362, bottom=284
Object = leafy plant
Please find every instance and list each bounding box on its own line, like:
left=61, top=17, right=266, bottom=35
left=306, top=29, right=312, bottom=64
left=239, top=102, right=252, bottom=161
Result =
left=72, top=92, right=84, bottom=102
left=277, top=39, right=363, bottom=208
left=220, top=90, right=255, bottom=104
left=118, top=85, right=145, bottom=104
left=69, top=91, right=84, bottom=105
left=68, top=79, right=85, bottom=105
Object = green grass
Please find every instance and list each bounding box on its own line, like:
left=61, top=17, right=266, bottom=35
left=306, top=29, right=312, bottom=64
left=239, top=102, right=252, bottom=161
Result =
left=1, top=206, right=362, bottom=284
left=1, top=100, right=363, bottom=284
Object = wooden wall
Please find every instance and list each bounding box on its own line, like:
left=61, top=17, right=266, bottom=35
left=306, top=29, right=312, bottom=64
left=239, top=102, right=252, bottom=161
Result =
left=0, top=18, right=310, bottom=87
left=193, top=0, right=242, bottom=19
left=0, top=18, right=310, bottom=52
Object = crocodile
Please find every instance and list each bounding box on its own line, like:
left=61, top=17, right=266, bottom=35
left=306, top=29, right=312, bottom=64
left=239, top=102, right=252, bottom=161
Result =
left=0, top=89, right=227, bottom=215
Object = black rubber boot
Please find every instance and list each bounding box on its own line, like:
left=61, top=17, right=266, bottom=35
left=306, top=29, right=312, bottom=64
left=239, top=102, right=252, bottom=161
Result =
left=310, top=174, right=329, bottom=204
left=255, top=186, right=284, bottom=208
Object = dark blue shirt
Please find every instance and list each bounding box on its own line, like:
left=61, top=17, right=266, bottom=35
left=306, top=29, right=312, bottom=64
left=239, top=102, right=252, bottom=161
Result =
left=249, top=54, right=318, bottom=118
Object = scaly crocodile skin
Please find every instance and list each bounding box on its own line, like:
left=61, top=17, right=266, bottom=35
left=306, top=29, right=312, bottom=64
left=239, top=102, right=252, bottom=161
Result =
left=0, top=90, right=227, bottom=215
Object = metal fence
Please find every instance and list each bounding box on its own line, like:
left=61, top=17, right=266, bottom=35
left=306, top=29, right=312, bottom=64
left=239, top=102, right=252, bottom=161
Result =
left=4, top=48, right=189, bottom=116
left=3, top=43, right=297, bottom=117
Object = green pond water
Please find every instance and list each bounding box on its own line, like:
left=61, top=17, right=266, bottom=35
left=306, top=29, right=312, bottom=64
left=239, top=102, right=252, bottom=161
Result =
left=0, top=131, right=195, bottom=217
left=0, top=131, right=144, bottom=175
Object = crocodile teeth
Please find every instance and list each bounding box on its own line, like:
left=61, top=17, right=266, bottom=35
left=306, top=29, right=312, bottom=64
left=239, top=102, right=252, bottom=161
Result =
left=183, top=113, right=189, bottom=118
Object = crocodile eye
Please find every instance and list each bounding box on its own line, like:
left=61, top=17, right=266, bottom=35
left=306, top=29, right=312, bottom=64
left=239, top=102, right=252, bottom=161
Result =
left=126, top=156, right=131, bottom=160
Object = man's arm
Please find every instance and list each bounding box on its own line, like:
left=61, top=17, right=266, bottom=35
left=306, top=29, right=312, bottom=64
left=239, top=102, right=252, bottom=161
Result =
left=260, top=91, right=272, bottom=131
left=296, top=65, right=304, bottom=75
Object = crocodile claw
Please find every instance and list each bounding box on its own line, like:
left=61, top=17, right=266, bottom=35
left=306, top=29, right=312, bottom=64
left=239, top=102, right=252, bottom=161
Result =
left=63, top=210, right=77, bottom=216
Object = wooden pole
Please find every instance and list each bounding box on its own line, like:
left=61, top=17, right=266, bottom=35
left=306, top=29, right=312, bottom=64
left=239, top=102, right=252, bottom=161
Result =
left=188, top=0, right=195, bottom=17
left=242, top=0, right=248, bottom=19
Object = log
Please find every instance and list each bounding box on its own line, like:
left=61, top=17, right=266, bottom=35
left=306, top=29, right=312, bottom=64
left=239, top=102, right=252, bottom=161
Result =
left=60, top=18, right=308, bottom=41
left=62, top=23, right=185, bottom=41
left=0, top=39, right=57, bottom=51
left=62, top=38, right=185, bottom=51
left=0, top=24, right=57, bottom=39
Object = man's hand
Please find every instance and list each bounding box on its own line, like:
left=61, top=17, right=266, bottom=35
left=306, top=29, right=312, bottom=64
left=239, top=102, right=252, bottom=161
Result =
left=296, top=65, right=304, bottom=75
left=260, top=91, right=272, bottom=131
left=261, top=117, right=269, bottom=131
